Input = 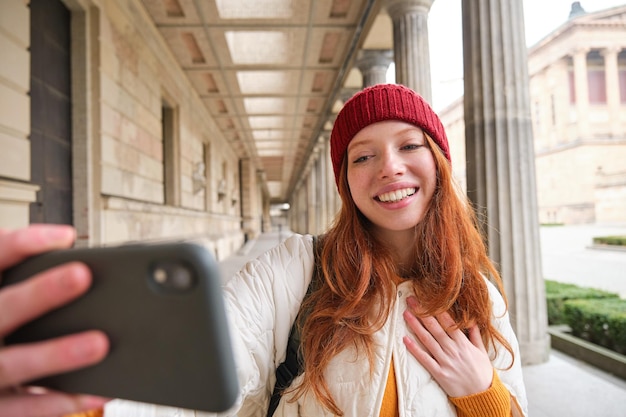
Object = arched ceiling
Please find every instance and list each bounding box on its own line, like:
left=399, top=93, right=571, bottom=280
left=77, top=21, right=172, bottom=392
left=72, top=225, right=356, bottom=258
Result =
left=141, top=0, right=393, bottom=203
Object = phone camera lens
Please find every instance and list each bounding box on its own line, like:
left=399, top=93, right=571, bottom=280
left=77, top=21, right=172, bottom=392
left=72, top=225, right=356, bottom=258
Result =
left=150, top=262, right=196, bottom=293
left=170, top=268, right=192, bottom=289
left=153, top=268, right=168, bottom=284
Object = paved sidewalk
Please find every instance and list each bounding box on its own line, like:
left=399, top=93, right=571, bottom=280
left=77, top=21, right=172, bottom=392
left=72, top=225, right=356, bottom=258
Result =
left=540, top=223, right=626, bottom=298
left=218, top=228, right=626, bottom=417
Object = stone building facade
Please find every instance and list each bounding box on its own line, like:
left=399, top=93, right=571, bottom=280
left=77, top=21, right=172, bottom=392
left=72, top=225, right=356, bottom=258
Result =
left=0, top=0, right=252, bottom=258
left=1, top=0, right=550, bottom=366
left=440, top=4, right=626, bottom=225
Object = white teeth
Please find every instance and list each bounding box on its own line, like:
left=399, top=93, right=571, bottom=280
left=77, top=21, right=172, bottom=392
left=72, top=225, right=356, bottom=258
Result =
left=377, top=188, right=416, bottom=202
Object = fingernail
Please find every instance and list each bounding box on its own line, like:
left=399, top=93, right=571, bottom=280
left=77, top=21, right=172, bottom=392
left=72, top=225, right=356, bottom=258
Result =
left=59, top=263, right=90, bottom=290
left=71, top=332, right=108, bottom=361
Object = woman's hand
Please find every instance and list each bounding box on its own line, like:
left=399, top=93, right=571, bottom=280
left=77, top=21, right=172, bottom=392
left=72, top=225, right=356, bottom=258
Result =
left=402, top=296, right=493, bottom=398
left=0, top=225, right=110, bottom=417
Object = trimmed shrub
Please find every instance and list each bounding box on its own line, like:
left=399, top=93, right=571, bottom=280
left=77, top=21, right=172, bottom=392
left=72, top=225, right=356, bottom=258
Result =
left=545, top=280, right=619, bottom=325
left=563, top=298, right=626, bottom=355
left=593, top=235, right=626, bottom=246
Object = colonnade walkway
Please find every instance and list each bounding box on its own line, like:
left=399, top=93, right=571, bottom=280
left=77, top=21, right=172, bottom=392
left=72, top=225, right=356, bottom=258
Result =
left=218, top=227, right=626, bottom=417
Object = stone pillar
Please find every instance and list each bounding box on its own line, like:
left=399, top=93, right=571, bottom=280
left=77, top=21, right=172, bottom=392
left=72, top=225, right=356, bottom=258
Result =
left=315, top=136, right=330, bottom=232
left=462, top=0, right=550, bottom=365
left=602, top=47, right=621, bottom=137
left=262, top=190, right=271, bottom=233
left=310, top=158, right=320, bottom=235
left=339, top=89, right=358, bottom=106
left=386, top=0, right=434, bottom=101
left=240, top=158, right=260, bottom=239
left=323, top=134, right=340, bottom=222
left=355, top=49, right=394, bottom=87
left=307, top=166, right=317, bottom=233
left=299, top=181, right=309, bottom=233
left=572, top=48, right=590, bottom=138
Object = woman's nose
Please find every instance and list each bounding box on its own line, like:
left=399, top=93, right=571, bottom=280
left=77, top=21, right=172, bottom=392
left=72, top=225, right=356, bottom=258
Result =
left=378, top=151, right=404, bottom=178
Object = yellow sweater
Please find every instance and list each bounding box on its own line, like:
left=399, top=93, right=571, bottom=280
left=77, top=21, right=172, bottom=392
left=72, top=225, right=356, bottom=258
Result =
left=379, top=360, right=512, bottom=417
left=66, top=365, right=513, bottom=417
left=64, top=410, right=103, bottom=417
left=447, top=370, right=512, bottom=417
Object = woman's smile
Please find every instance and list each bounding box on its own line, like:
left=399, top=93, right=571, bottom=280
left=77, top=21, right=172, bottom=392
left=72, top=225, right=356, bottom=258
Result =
left=347, top=120, right=437, bottom=236
left=375, top=187, right=417, bottom=203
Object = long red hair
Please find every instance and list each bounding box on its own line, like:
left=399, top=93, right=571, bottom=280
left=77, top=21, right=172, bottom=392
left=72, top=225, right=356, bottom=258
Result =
left=291, top=134, right=513, bottom=415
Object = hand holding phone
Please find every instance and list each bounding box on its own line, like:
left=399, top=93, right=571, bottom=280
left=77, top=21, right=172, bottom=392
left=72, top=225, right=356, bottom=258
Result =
left=1, top=225, right=239, bottom=413
left=0, top=225, right=110, bottom=417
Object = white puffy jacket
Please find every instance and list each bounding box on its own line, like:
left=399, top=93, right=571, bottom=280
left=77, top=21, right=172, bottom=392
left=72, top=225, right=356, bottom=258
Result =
left=107, top=234, right=528, bottom=417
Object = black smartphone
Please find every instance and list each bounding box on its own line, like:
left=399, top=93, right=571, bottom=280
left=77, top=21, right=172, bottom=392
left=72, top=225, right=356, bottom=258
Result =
left=1, top=242, right=238, bottom=413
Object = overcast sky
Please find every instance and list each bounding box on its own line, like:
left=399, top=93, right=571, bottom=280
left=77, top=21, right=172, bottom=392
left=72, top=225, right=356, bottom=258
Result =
left=423, top=0, right=626, bottom=110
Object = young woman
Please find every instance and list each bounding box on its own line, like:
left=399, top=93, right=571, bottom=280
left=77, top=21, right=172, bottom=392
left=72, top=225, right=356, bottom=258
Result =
left=200, top=83, right=527, bottom=416
left=1, top=84, right=527, bottom=417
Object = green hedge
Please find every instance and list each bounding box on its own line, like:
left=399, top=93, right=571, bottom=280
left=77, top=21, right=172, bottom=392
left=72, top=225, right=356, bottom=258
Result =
left=593, top=235, right=626, bottom=246
left=563, top=298, right=626, bottom=355
left=545, top=280, right=619, bottom=325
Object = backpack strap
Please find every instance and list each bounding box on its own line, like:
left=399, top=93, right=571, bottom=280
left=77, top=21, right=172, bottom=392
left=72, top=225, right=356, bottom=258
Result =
left=266, top=235, right=321, bottom=417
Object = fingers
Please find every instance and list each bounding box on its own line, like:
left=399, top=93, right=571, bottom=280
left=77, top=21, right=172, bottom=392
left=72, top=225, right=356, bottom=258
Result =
left=402, top=309, right=445, bottom=362
left=0, top=225, right=76, bottom=271
left=0, top=389, right=108, bottom=417
left=0, top=331, right=109, bottom=390
left=403, top=296, right=494, bottom=397
left=0, top=263, right=92, bottom=336
left=0, top=225, right=109, bottom=416
left=405, top=297, right=461, bottom=350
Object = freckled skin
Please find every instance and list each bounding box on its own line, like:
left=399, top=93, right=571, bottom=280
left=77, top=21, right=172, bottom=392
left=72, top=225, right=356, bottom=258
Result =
left=346, top=120, right=437, bottom=247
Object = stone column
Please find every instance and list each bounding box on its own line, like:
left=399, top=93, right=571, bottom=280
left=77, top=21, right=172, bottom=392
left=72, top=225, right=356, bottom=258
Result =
left=385, top=0, right=434, bottom=101
left=462, top=0, right=549, bottom=365
left=313, top=151, right=324, bottom=234
left=320, top=133, right=339, bottom=221
left=300, top=180, right=309, bottom=233
left=327, top=136, right=340, bottom=220
left=572, top=48, right=590, bottom=139
left=355, top=49, right=394, bottom=87
left=602, top=47, right=621, bottom=137
left=260, top=173, right=271, bottom=233
left=315, top=136, right=330, bottom=231
left=307, top=164, right=317, bottom=234
left=240, top=158, right=260, bottom=239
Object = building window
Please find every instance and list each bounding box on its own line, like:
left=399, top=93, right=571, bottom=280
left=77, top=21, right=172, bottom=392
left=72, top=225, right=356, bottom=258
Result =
left=587, top=69, right=606, bottom=104
left=533, top=100, right=541, bottom=134
left=204, top=142, right=212, bottom=211
left=619, top=68, right=626, bottom=104
left=550, top=94, right=556, bottom=126
left=162, top=100, right=180, bottom=206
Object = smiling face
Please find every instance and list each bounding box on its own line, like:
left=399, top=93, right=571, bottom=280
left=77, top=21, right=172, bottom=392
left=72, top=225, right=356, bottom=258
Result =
left=346, top=120, right=437, bottom=244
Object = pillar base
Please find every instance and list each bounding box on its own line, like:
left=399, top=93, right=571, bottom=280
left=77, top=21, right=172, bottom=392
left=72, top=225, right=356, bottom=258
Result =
left=519, top=334, right=551, bottom=365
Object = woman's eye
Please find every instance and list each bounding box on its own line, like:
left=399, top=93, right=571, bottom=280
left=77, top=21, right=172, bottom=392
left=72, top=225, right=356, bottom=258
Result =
left=353, top=155, right=370, bottom=163
left=401, top=144, right=421, bottom=151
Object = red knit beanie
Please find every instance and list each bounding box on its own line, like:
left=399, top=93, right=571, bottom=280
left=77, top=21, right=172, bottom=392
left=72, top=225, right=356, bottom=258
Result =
left=330, top=83, right=450, bottom=186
